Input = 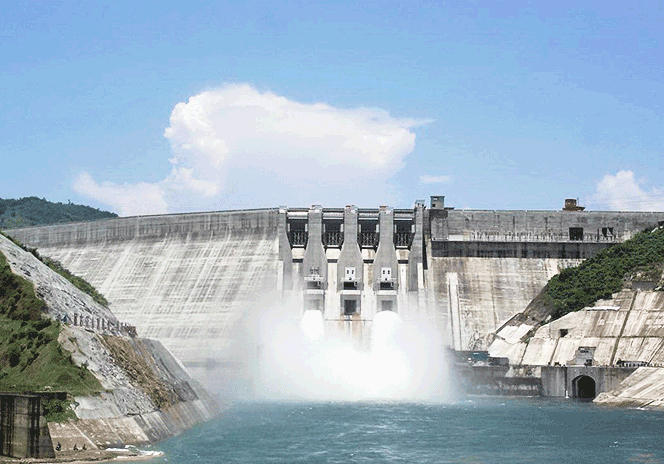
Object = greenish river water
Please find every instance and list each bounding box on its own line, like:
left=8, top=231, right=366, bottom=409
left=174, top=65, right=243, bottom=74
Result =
left=124, top=397, right=664, bottom=463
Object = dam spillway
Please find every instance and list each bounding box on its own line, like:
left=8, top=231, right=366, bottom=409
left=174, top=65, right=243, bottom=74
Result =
left=6, top=197, right=664, bottom=389
left=8, top=209, right=281, bottom=374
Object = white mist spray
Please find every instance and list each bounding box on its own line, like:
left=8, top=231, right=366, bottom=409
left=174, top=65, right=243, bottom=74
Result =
left=252, top=302, right=450, bottom=402
left=301, top=309, right=325, bottom=342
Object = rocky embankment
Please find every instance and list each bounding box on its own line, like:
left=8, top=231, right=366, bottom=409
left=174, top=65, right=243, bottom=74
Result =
left=0, top=234, right=219, bottom=450
left=485, top=225, right=664, bottom=408
left=488, top=288, right=664, bottom=409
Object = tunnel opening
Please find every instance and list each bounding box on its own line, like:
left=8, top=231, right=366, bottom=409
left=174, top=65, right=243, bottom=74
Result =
left=572, top=375, right=596, bottom=399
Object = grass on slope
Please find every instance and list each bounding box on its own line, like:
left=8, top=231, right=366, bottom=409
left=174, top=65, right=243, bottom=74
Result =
left=0, top=247, right=46, bottom=321
left=0, top=231, right=109, bottom=307
left=526, top=225, right=664, bottom=322
left=37, top=253, right=109, bottom=307
left=0, top=250, right=102, bottom=413
left=0, top=316, right=101, bottom=396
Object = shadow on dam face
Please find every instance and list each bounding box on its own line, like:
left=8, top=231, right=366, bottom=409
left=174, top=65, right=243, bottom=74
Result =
left=234, top=300, right=453, bottom=403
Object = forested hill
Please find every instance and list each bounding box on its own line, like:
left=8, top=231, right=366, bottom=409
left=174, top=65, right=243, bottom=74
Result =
left=0, top=197, right=116, bottom=228
left=524, top=225, right=664, bottom=323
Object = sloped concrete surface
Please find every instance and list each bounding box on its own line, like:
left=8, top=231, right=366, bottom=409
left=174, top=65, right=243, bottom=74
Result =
left=9, top=213, right=585, bottom=358
left=595, top=367, right=664, bottom=409
left=490, top=287, right=664, bottom=408
left=432, top=257, right=580, bottom=349
left=0, top=234, right=117, bottom=326
left=55, top=326, right=218, bottom=446
left=489, top=290, right=664, bottom=367
left=9, top=211, right=280, bottom=366
left=0, top=233, right=218, bottom=448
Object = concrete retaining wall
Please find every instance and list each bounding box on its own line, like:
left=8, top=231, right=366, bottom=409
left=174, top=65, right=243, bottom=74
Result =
left=49, top=398, right=217, bottom=449
left=541, top=366, right=635, bottom=397
left=595, top=367, right=664, bottom=409
left=0, top=394, right=54, bottom=459
left=490, top=290, right=664, bottom=367
left=454, top=365, right=541, bottom=396
left=48, top=332, right=219, bottom=450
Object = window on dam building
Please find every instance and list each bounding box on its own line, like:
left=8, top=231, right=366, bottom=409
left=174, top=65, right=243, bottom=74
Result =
left=381, top=300, right=394, bottom=312
left=305, top=267, right=323, bottom=289
left=306, top=299, right=323, bottom=312
left=343, top=267, right=357, bottom=289
left=569, top=227, right=584, bottom=241
left=380, top=268, right=394, bottom=290
left=601, top=227, right=614, bottom=238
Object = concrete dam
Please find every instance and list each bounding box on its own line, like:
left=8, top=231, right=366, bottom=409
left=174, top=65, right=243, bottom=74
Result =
left=8, top=197, right=663, bottom=390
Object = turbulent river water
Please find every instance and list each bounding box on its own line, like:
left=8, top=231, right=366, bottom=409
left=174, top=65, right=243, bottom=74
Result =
left=126, top=397, right=664, bottom=464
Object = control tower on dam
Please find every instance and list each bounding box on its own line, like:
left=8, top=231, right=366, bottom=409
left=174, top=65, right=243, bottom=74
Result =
left=6, top=197, right=663, bottom=388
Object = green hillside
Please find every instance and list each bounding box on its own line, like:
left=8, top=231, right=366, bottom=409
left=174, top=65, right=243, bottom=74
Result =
left=0, top=249, right=101, bottom=408
left=1, top=231, right=109, bottom=307
left=524, top=225, right=664, bottom=322
left=0, top=196, right=116, bottom=229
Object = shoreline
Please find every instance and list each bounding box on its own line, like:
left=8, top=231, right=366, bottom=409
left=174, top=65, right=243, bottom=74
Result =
left=0, top=449, right=164, bottom=464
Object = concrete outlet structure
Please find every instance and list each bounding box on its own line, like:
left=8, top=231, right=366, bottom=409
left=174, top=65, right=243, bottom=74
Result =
left=0, top=393, right=55, bottom=459
left=541, top=366, right=637, bottom=398
left=286, top=203, right=421, bottom=336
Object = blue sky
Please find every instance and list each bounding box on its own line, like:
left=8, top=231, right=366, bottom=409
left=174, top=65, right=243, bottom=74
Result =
left=1, top=1, right=663, bottom=215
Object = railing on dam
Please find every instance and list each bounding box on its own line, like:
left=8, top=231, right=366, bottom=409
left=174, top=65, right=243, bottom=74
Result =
left=432, top=240, right=614, bottom=259
left=289, top=230, right=307, bottom=247
left=323, top=231, right=343, bottom=247
left=394, top=232, right=414, bottom=248
left=70, top=313, right=136, bottom=337
left=463, top=231, right=619, bottom=243
left=358, top=232, right=378, bottom=248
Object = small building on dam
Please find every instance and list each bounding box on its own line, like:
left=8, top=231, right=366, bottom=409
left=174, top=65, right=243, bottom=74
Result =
left=7, top=197, right=664, bottom=390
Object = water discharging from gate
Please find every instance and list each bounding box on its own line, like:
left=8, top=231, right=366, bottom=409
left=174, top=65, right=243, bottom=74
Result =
left=301, top=309, right=325, bottom=342
left=253, top=307, right=450, bottom=402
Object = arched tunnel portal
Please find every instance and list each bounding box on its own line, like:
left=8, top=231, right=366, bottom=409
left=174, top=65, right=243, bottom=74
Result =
left=572, top=375, right=596, bottom=399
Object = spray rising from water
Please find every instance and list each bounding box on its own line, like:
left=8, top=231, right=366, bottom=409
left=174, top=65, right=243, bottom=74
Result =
left=252, top=303, right=450, bottom=402
left=301, top=309, right=325, bottom=342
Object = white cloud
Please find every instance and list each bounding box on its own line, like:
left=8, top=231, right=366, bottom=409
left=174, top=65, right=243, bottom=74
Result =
left=76, top=84, right=424, bottom=215
left=419, top=175, right=451, bottom=185
left=165, top=166, right=218, bottom=197
left=73, top=172, right=168, bottom=216
left=591, top=170, right=664, bottom=211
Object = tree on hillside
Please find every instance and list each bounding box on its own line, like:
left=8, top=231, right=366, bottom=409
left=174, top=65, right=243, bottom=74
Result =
left=0, top=197, right=116, bottom=228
